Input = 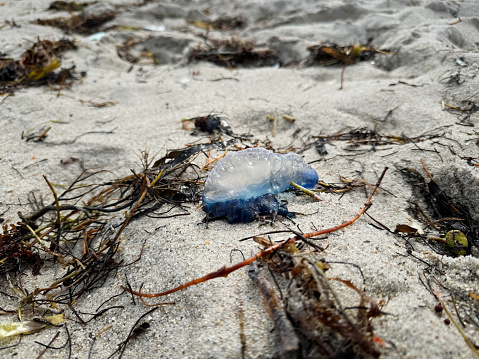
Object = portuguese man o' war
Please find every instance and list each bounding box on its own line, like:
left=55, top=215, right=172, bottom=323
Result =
left=202, top=148, right=319, bottom=223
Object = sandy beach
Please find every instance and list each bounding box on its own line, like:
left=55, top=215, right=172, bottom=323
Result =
left=1, top=1, right=479, bottom=358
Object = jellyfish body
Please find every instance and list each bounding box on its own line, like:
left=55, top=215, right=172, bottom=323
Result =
left=202, top=148, right=318, bottom=223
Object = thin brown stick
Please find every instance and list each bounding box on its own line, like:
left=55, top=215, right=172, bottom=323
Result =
left=421, top=158, right=434, bottom=181
left=111, top=173, right=149, bottom=243
left=340, top=64, right=347, bottom=90
left=448, top=18, right=462, bottom=26
left=35, top=331, right=60, bottom=359
left=123, top=167, right=388, bottom=300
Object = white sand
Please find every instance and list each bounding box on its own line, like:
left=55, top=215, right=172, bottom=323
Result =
left=1, top=0, right=479, bottom=358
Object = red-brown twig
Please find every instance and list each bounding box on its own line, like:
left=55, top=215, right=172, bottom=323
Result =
left=123, top=167, right=388, bottom=302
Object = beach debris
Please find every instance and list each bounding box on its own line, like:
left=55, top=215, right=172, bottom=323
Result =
left=315, top=137, right=328, bottom=156
left=36, top=5, right=115, bottom=34
left=449, top=18, right=463, bottom=26
left=442, top=100, right=478, bottom=126
left=116, top=35, right=193, bottom=65
left=305, top=43, right=386, bottom=66
left=259, top=242, right=383, bottom=358
left=182, top=114, right=222, bottom=134
left=116, top=37, right=161, bottom=64
left=313, top=126, right=447, bottom=149
left=189, top=38, right=279, bottom=68
left=88, top=31, right=106, bottom=41
left=445, top=230, right=469, bottom=256
left=116, top=37, right=146, bottom=64
left=289, top=181, right=322, bottom=202
left=23, top=127, right=51, bottom=142
left=21, top=119, right=67, bottom=143
left=189, top=15, right=245, bottom=31
left=48, top=1, right=97, bottom=12
left=60, top=157, right=79, bottom=165
left=0, top=314, right=65, bottom=339
left=143, top=25, right=166, bottom=32
left=0, top=38, right=80, bottom=94
left=434, top=303, right=443, bottom=313
left=194, top=115, right=221, bottom=133
left=394, top=224, right=418, bottom=235
left=282, top=114, right=296, bottom=122
left=78, top=98, right=116, bottom=107
left=428, top=230, right=469, bottom=256
left=0, top=141, right=225, bottom=334
left=202, top=148, right=319, bottom=223
left=0, top=222, right=44, bottom=275
left=152, top=140, right=233, bottom=171
left=266, top=113, right=278, bottom=137
left=183, top=114, right=247, bottom=139
left=109, top=307, right=160, bottom=358
left=0, top=20, right=19, bottom=30
left=266, top=113, right=297, bottom=137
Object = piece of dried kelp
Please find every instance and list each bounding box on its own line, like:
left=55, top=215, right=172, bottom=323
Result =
left=0, top=222, right=44, bottom=275
left=189, top=15, right=245, bottom=31
left=0, top=39, right=78, bottom=94
left=48, top=1, right=97, bottom=12
left=36, top=11, right=115, bottom=34
left=305, top=43, right=388, bottom=66
left=152, top=140, right=234, bottom=170
left=189, top=38, right=278, bottom=68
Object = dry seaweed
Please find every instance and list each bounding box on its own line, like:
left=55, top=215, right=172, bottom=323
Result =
left=48, top=1, right=97, bottom=12
left=0, top=223, right=44, bottom=275
left=0, top=20, right=19, bottom=31
left=314, top=126, right=448, bottom=151
left=23, top=127, right=51, bottom=142
left=189, top=15, right=245, bottom=31
left=305, top=43, right=388, bottom=67
left=108, top=307, right=158, bottom=359
left=442, top=101, right=479, bottom=126
left=116, top=37, right=158, bottom=65
left=0, top=38, right=80, bottom=94
left=36, top=10, right=115, bottom=34
left=189, top=38, right=278, bottom=68
left=279, top=246, right=382, bottom=358
left=0, top=141, right=220, bottom=336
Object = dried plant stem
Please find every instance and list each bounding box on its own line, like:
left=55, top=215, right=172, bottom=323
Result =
left=25, top=224, right=60, bottom=257
left=289, top=181, right=322, bottom=201
left=111, top=174, right=149, bottom=243
left=43, top=175, right=62, bottom=241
